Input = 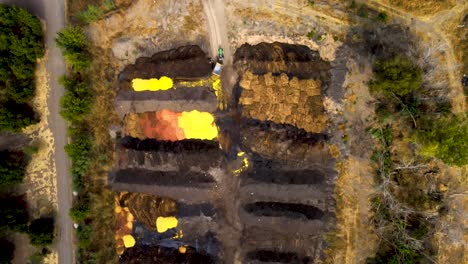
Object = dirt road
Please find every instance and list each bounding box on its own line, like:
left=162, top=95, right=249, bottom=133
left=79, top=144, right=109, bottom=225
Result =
left=0, top=0, right=73, bottom=263
left=362, top=0, right=467, bottom=113
left=203, top=0, right=232, bottom=65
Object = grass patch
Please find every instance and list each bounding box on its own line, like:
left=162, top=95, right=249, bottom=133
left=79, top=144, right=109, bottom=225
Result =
left=73, top=0, right=117, bottom=24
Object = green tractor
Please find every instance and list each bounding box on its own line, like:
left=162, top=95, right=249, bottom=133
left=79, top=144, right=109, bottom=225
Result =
left=218, top=47, right=224, bottom=62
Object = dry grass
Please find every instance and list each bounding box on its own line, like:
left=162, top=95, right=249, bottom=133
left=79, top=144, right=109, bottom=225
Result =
left=72, top=44, right=120, bottom=264
left=450, top=14, right=468, bottom=75
left=325, top=157, right=377, bottom=264
left=383, top=0, right=456, bottom=16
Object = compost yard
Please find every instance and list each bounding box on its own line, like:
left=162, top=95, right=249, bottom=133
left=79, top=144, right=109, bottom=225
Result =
left=109, top=42, right=338, bottom=263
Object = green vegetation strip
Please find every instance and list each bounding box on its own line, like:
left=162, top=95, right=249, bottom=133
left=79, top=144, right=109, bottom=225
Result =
left=56, top=25, right=95, bottom=261
left=57, top=21, right=116, bottom=262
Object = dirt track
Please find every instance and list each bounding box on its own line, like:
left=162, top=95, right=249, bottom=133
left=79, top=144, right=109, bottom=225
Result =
left=361, top=0, right=467, bottom=113
left=203, top=0, right=232, bottom=64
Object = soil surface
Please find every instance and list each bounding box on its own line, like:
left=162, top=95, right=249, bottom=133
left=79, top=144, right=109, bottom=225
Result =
left=118, top=45, right=212, bottom=90
left=111, top=42, right=338, bottom=263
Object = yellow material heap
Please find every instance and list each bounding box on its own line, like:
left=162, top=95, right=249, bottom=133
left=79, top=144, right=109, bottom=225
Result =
left=132, top=76, right=174, bottom=91
left=178, top=110, right=218, bottom=140
left=156, top=216, right=179, bottom=233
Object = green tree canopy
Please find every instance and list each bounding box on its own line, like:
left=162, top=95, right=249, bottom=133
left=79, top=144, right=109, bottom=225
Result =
left=0, top=102, right=38, bottom=132
left=0, top=5, right=43, bottom=131
left=28, top=217, right=55, bottom=246
left=418, top=114, right=468, bottom=166
left=370, top=56, right=422, bottom=97
left=0, top=150, right=26, bottom=189
left=0, top=5, right=44, bottom=99
left=0, top=195, right=29, bottom=233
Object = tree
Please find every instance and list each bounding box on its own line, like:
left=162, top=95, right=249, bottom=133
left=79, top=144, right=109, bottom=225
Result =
left=0, top=5, right=43, bottom=128
left=0, top=102, right=38, bottom=132
left=0, top=195, right=29, bottom=233
left=0, top=238, right=14, bottom=264
left=417, top=114, right=468, bottom=166
left=0, top=150, right=26, bottom=189
left=0, top=4, right=44, bottom=84
left=28, top=218, right=55, bottom=246
left=370, top=56, right=422, bottom=97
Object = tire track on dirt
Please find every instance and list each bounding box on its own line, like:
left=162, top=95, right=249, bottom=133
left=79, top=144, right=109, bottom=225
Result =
left=364, top=0, right=467, bottom=113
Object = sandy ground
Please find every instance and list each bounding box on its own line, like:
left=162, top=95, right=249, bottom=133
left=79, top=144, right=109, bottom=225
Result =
left=18, top=52, right=59, bottom=264
left=22, top=52, right=58, bottom=216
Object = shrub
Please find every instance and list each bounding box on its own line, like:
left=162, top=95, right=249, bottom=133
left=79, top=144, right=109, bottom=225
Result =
left=70, top=201, right=91, bottom=222
left=23, top=143, right=40, bottom=157
left=28, top=217, right=55, bottom=246
left=63, top=52, right=91, bottom=71
left=0, top=150, right=26, bottom=188
left=370, top=56, right=422, bottom=97
left=0, top=238, right=14, bottom=264
left=76, top=224, right=93, bottom=249
left=377, top=12, right=388, bottom=22
left=56, top=26, right=88, bottom=53
left=102, top=0, right=116, bottom=11
left=56, top=27, right=90, bottom=70
left=77, top=4, right=103, bottom=24
left=65, top=137, right=92, bottom=182
left=307, top=30, right=316, bottom=39
left=417, top=114, right=468, bottom=166
left=59, top=75, right=92, bottom=122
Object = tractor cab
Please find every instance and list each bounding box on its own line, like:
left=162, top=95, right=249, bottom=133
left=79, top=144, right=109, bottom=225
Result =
left=218, top=47, right=224, bottom=62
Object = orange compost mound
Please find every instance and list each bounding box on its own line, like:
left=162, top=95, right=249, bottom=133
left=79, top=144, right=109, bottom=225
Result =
left=137, top=109, right=217, bottom=141
left=139, top=110, right=185, bottom=141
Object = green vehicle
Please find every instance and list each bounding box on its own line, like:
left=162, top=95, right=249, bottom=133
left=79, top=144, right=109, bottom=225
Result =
left=218, top=47, right=224, bottom=61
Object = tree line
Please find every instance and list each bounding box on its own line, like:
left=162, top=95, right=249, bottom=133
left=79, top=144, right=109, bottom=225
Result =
left=0, top=5, right=54, bottom=263
left=0, top=4, right=44, bottom=132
